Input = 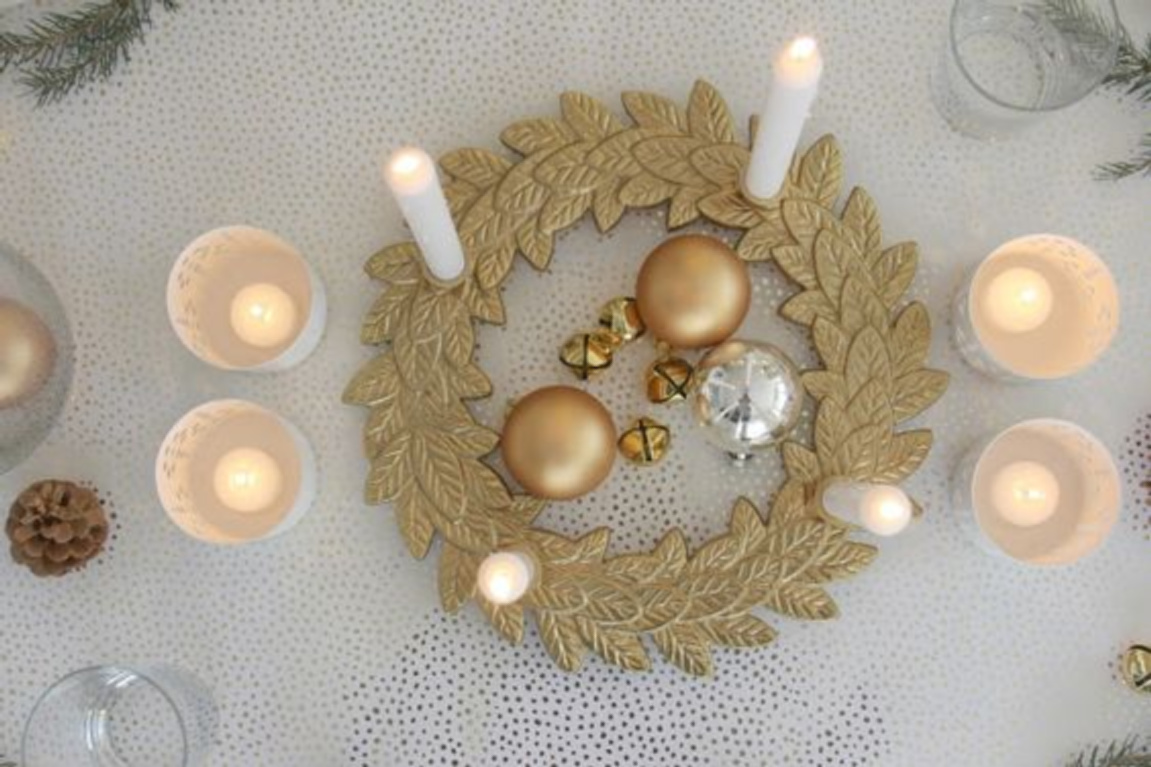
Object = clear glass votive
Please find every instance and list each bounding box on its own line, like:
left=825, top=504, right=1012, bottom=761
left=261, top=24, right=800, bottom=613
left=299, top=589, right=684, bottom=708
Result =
left=156, top=399, right=318, bottom=545
left=951, top=418, right=1120, bottom=565
left=22, top=664, right=217, bottom=767
left=952, top=234, right=1118, bottom=381
left=167, top=226, right=326, bottom=371
left=933, top=0, right=1121, bottom=138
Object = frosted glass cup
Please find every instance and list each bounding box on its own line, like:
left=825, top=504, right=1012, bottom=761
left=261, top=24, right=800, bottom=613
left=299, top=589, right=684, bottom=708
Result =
left=933, top=0, right=1120, bottom=138
left=22, top=664, right=217, bottom=767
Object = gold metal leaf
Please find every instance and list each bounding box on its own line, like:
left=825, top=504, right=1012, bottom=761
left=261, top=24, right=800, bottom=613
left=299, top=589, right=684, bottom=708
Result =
left=501, top=117, right=577, bottom=156
left=871, top=242, right=919, bottom=307
left=782, top=442, right=822, bottom=483
left=577, top=617, right=652, bottom=671
left=653, top=623, right=713, bottom=677
left=439, top=544, right=480, bottom=612
left=686, top=79, right=735, bottom=144
left=347, top=82, right=947, bottom=677
left=874, top=430, right=933, bottom=483
left=617, top=172, right=676, bottom=208
left=395, top=482, right=438, bottom=559
left=841, top=187, right=883, bottom=257
left=764, top=582, right=839, bottom=621
left=440, top=148, right=514, bottom=189
left=481, top=598, right=525, bottom=644
left=891, top=370, right=950, bottom=422
left=700, top=614, right=777, bottom=648
left=561, top=91, right=624, bottom=141
left=794, top=135, right=843, bottom=209
left=365, top=242, right=422, bottom=284
left=698, top=188, right=763, bottom=229
left=690, top=144, right=748, bottom=186
left=539, top=611, right=587, bottom=671
left=622, top=90, right=688, bottom=132
left=891, top=303, right=932, bottom=377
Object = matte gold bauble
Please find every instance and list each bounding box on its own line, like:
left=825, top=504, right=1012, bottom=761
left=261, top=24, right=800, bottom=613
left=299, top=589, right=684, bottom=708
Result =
left=501, top=386, right=616, bottom=500
left=0, top=298, right=57, bottom=409
left=634, top=234, right=750, bottom=350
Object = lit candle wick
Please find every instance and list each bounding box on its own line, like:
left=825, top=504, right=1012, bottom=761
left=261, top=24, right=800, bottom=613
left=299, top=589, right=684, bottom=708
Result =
left=212, top=447, right=283, bottom=514
left=229, top=283, right=298, bottom=349
left=983, top=267, right=1054, bottom=334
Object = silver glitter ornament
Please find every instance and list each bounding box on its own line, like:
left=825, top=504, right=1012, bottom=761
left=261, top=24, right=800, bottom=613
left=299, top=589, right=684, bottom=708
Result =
left=692, top=340, right=804, bottom=462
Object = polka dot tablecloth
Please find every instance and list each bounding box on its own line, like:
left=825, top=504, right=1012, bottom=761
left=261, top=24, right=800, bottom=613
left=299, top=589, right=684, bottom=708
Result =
left=1, top=1, right=1150, bottom=765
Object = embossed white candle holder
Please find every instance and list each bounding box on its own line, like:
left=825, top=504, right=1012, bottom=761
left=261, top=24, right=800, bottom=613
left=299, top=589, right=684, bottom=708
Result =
left=167, top=226, right=327, bottom=371
left=952, top=418, right=1120, bottom=565
left=156, top=399, right=318, bottom=545
left=953, top=234, right=1118, bottom=381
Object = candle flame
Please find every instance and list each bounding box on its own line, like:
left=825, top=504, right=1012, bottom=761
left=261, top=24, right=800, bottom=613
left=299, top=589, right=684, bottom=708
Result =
left=788, top=36, right=818, bottom=60
left=391, top=149, right=425, bottom=177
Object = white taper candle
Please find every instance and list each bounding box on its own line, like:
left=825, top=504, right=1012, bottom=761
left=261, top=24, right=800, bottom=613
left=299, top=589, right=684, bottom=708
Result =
left=744, top=36, right=824, bottom=200
left=383, top=147, right=467, bottom=283
left=822, top=481, right=913, bottom=537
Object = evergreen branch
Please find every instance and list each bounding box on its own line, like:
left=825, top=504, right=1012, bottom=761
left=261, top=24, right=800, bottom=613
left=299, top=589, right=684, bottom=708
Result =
left=1067, top=738, right=1151, bottom=767
left=1105, top=33, right=1151, bottom=103
left=0, top=0, right=178, bottom=105
left=1094, top=131, right=1151, bottom=180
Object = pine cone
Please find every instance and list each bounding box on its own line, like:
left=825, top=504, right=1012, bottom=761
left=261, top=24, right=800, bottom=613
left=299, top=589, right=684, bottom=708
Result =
left=6, top=480, right=107, bottom=577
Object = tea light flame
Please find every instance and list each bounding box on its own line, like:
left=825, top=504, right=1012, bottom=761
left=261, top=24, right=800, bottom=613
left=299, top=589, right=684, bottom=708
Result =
left=212, top=447, right=283, bottom=514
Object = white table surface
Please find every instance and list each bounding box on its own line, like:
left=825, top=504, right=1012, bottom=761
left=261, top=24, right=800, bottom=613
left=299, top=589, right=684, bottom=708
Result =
left=1, top=1, right=1150, bottom=765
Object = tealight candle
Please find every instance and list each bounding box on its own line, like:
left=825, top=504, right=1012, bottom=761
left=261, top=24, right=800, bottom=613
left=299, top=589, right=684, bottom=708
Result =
left=954, top=235, right=1118, bottom=380
left=168, top=226, right=326, bottom=371
left=156, top=399, right=317, bottom=545
left=477, top=551, right=536, bottom=606
left=821, top=481, right=914, bottom=537
left=229, top=283, right=298, bottom=349
left=212, top=447, right=283, bottom=513
left=952, top=419, right=1120, bottom=565
left=989, top=460, right=1060, bottom=528
left=744, top=36, right=824, bottom=200
left=383, top=147, right=467, bottom=283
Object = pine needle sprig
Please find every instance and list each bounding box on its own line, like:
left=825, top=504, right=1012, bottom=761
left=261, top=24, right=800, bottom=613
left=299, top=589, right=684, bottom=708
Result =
left=1105, top=32, right=1151, bottom=104
left=0, top=0, right=178, bottom=105
left=1068, top=738, right=1151, bottom=767
left=1094, top=131, right=1151, bottom=180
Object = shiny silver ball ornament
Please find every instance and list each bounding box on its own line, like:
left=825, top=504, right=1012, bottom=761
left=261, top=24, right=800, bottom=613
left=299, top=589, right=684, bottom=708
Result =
left=692, top=340, right=804, bottom=462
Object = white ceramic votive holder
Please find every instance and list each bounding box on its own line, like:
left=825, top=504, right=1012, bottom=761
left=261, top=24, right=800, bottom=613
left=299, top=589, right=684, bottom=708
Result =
left=952, top=418, right=1120, bottom=565
left=156, top=399, right=318, bottom=545
left=953, top=234, right=1118, bottom=381
left=168, top=226, right=326, bottom=371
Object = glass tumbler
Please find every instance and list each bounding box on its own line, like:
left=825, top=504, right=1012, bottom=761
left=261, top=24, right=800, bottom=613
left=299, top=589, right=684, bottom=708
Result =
left=933, top=0, right=1120, bottom=138
left=22, top=665, right=217, bottom=767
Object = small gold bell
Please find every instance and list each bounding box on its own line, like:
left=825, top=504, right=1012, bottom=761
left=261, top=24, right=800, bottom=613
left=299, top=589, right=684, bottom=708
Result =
left=560, top=330, right=618, bottom=381
left=598, top=297, right=645, bottom=344
left=618, top=417, right=671, bottom=466
left=645, top=356, right=694, bottom=404
left=1121, top=645, right=1151, bottom=695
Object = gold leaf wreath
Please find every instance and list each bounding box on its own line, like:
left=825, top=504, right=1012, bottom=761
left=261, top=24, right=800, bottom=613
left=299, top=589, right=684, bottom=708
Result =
left=345, top=80, right=949, bottom=676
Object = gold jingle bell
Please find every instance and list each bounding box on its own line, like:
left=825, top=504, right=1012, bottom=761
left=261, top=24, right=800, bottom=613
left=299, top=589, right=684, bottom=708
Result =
left=645, top=356, right=694, bottom=405
left=618, top=417, right=671, bottom=466
left=560, top=329, right=619, bottom=381
left=1121, top=644, right=1151, bottom=695
left=598, top=297, right=646, bottom=344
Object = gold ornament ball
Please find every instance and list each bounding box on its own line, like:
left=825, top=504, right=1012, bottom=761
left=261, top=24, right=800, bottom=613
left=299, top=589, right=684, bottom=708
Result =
left=0, top=298, right=57, bottom=409
left=502, top=386, right=617, bottom=500
left=634, top=234, right=751, bottom=350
